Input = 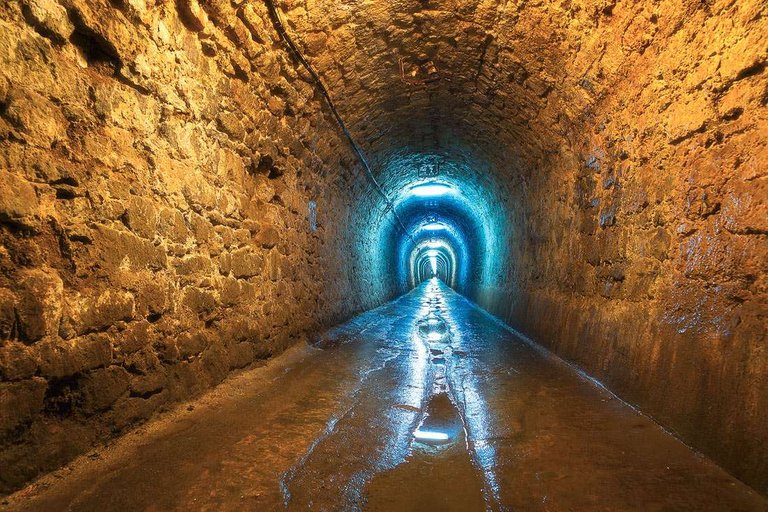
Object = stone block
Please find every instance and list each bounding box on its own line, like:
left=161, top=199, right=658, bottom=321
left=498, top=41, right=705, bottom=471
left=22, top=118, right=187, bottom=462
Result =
left=228, top=341, right=255, bottom=369
left=129, top=366, right=167, bottom=397
left=114, top=320, right=151, bottom=356
left=267, top=250, right=281, bottom=282
left=0, top=342, right=38, bottom=381
left=20, top=0, right=74, bottom=44
left=216, top=112, right=246, bottom=141
left=133, top=277, right=170, bottom=319
left=663, top=93, right=713, bottom=143
left=0, top=378, right=47, bottom=434
left=174, top=254, right=213, bottom=276
left=125, top=348, right=159, bottom=374
left=0, top=172, right=40, bottom=231
left=153, top=337, right=179, bottom=363
left=648, top=227, right=671, bottom=261
left=93, top=224, right=167, bottom=271
left=78, top=366, right=130, bottom=414
left=721, top=178, right=768, bottom=235
left=183, top=180, right=217, bottom=214
left=256, top=225, right=280, bottom=249
left=219, top=277, right=242, bottom=306
left=181, top=287, right=216, bottom=315
left=216, top=250, right=231, bottom=275
left=177, top=0, right=209, bottom=31
left=188, top=212, right=214, bottom=244
left=213, top=225, right=235, bottom=249
left=124, top=196, right=159, bottom=239
left=66, top=289, right=135, bottom=336
left=156, top=208, right=189, bottom=243
left=200, top=344, right=228, bottom=386
left=2, top=87, right=67, bottom=148
left=17, top=269, right=63, bottom=343
left=176, top=330, right=209, bottom=359
left=230, top=248, right=264, bottom=278
left=37, top=334, right=112, bottom=379
left=105, top=390, right=168, bottom=432
left=0, top=287, right=17, bottom=341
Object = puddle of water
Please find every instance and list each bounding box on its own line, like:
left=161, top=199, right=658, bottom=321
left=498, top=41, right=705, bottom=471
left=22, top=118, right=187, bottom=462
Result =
left=365, top=391, right=486, bottom=511
left=412, top=393, right=463, bottom=448
left=418, top=314, right=449, bottom=342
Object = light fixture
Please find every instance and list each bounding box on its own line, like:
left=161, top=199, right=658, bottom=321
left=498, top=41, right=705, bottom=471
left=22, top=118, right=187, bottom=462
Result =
left=409, top=183, right=452, bottom=197
left=422, top=222, right=446, bottom=231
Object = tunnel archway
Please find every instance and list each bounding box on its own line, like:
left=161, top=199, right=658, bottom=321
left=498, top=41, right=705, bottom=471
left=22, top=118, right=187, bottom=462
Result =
left=353, top=153, right=509, bottom=302
left=411, top=240, right=454, bottom=285
left=0, top=0, right=765, bottom=501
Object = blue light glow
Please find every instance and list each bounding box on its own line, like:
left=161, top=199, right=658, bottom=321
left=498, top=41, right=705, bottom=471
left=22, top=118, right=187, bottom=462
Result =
left=414, top=429, right=450, bottom=441
left=352, top=152, right=507, bottom=302
left=409, top=183, right=453, bottom=197
left=422, top=222, right=447, bottom=231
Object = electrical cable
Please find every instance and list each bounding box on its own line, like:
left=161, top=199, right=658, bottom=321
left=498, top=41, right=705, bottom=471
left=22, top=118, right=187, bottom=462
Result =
left=264, top=0, right=415, bottom=243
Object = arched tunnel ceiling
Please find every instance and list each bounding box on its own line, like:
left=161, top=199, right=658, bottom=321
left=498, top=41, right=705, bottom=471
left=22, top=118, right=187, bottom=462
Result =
left=281, top=0, right=612, bottom=189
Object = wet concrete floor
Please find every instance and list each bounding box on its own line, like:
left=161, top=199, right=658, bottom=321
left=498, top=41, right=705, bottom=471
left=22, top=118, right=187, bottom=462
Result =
left=5, top=279, right=767, bottom=511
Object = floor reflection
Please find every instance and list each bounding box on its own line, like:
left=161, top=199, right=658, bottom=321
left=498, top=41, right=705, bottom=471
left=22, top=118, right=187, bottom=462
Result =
left=11, top=279, right=766, bottom=512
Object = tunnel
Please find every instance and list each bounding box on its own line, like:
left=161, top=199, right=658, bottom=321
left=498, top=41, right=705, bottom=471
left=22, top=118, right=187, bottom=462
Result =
left=0, top=0, right=766, bottom=509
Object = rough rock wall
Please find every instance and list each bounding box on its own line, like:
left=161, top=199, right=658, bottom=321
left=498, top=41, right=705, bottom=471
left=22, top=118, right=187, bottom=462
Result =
left=0, top=0, right=381, bottom=493
left=495, top=1, right=768, bottom=493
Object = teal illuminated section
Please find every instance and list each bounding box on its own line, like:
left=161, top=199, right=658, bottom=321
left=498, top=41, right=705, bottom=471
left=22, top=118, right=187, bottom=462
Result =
left=350, top=149, right=511, bottom=307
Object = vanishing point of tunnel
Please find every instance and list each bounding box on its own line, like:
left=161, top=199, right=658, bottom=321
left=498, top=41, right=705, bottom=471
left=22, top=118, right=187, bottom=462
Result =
left=0, top=0, right=766, bottom=510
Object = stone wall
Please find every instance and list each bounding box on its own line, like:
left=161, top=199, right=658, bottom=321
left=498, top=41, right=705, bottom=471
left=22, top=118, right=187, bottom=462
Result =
left=0, top=0, right=384, bottom=493
left=490, top=1, right=768, bottom=493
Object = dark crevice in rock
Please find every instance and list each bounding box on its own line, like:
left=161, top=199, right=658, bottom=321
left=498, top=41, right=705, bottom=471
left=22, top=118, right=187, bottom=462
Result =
left=114, top=74, right=152, bottom=96
left=43, top=375, right=81, bottom=417
left=236, top=7, right=266, bottom=44
left=254, top=154, right=284, bottom=179
left=146, top=312, right=162, bottom=323
left=54, top=187, right=78, bottom=200
left=720, top=106, right=744, bottom=121
left=176, top=0, right=207, bottom=32
left=734, top=60, right=766, bottom=82
left=67, top=9, right=123, bottom=74
left=49, top=218, right=77, bottom=274
left=50, top=176, right=79, bottom=187
left=129, top=388, right=163, bottom=399
left=474, top=34, right=494, bottom=86
left=20, top=4, right=67, bottom=45
left=66, top=9, right=150, bottom=96
left=668, top=122, right=708, bottom=145
left=0, top=217, right=34, bottom=234
left=230, top=60, right=250, bottom=83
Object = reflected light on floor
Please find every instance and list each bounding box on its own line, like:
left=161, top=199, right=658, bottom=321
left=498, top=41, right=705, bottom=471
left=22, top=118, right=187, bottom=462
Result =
left=414, top=430, right=450, bottom=442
